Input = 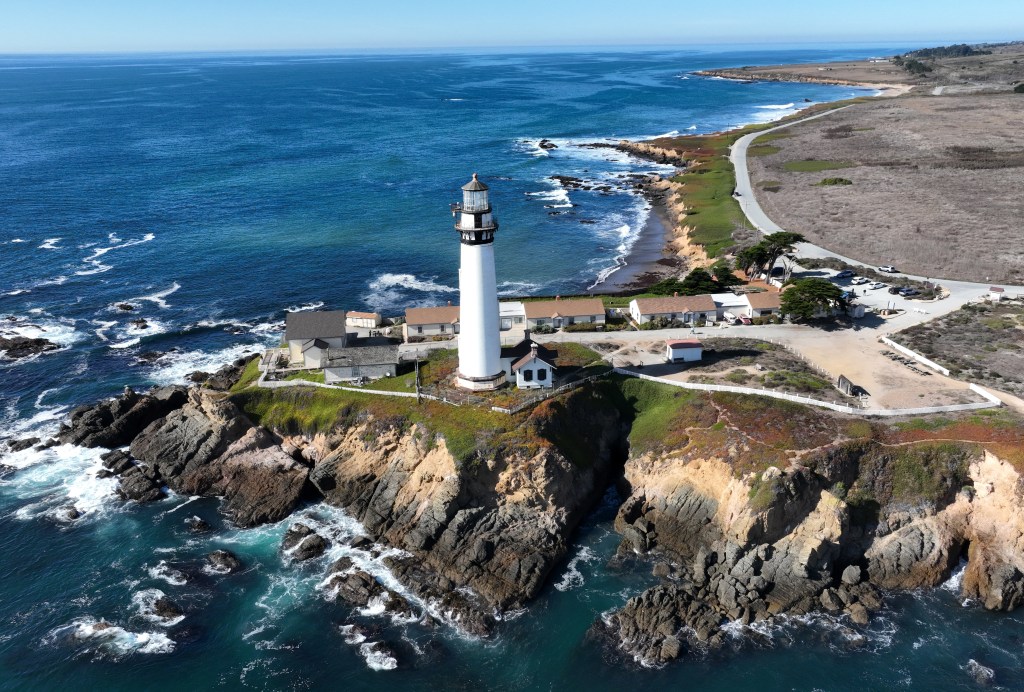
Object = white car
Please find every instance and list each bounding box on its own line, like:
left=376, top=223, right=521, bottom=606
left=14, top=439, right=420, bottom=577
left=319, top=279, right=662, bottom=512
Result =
left=878, top=265, right=897, bottom=273
left=850, top=276, right=869, bottom=285
left=869, top=281, right=885, bottom=289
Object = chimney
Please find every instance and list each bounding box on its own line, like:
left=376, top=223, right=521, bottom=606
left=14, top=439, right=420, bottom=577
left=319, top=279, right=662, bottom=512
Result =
left=523, top=328, right=531, bottom=342
left=555, top=295, right=560, bottom=301
left=673, top=291, right=679, bottom=297
left=447, top=300, right=452, bottom=306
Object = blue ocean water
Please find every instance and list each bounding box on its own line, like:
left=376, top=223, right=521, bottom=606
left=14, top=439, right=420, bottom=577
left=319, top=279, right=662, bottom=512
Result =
left=2, top=48, right=1023, bottom=690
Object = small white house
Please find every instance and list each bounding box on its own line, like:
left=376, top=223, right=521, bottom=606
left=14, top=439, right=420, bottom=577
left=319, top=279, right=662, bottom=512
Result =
left=630, top=294, right=717, bottom=325
left=286, top=311, right=347, bottom=368
left=666, top=339, right=703, bottom=363
left=510, top=343, right=555, bottom=389
left=744, top=291, right=783, bottom=318
left=524, top=297, right=606, bottom=329
left=989, top=286, right=1006, bottom=302
left=346, top=311, right=383, bottom=329
left=499, top=301, right=526, bottom=331
left=500, top=337, right=557, bottom=389
left=403, top=304, right=460, bottom=342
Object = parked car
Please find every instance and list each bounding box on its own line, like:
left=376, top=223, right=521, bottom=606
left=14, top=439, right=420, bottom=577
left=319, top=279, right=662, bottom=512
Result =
left=878, top=265, right=897, bottom=273
left=899, top=287, right=920, bottom=297
left=887, top=286, right=902, bottom=295
left=851, top=276, right=869, bottom=285
left=869, top=282, right=885, bottom=289
left=836, top=270, right=855, bottom=279
left=739, top=316, right=752, bottom=325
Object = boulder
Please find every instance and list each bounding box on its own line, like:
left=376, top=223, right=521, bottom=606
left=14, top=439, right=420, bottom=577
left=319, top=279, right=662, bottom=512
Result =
left=100, top=449, right=134, bottom=475
left=207, top=550, right=243, bottom=573
left=7, top=437, right=40, bottom=453
left=0, top=336, right=59, bottom=359
left=186, top=516, right=213, bottom=533
left=846, top=602, right=870, bottom=625
left=153, top=596, right=184, bottom=620
left=841, top=564, right=863, bottom=586
left=117, top=467, right=165, bottom=503
left=282, top=523, right=328, bottom=560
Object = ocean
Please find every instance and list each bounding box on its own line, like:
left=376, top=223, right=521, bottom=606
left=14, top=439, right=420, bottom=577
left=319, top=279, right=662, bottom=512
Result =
left=2, top=47, right=1022, bottom=690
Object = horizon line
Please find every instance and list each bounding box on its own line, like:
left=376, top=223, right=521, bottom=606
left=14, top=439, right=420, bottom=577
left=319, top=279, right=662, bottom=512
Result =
left=0, top=37, right=1019, bottom=58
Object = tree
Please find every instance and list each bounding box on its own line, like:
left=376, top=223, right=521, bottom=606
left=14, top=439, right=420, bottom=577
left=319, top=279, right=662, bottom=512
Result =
left=735, top=244, right=770, bottom=277
left=678, top=268, right=720, bottom=295
left=761, top=231, right=805, bottom=282
left=711, top=260, right=743, bottom=287
left=780, top=278, right=847, bottom=321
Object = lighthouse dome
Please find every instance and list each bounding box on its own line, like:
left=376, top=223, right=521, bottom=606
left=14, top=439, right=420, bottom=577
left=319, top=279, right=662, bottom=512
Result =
left=461, top=172, right=489, bottom=191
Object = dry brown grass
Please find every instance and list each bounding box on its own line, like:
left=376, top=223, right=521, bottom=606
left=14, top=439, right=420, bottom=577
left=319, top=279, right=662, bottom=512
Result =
left=747, top=93, right=1024, bottom=283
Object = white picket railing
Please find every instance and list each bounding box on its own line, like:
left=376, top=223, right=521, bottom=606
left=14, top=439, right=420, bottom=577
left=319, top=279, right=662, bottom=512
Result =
left=879, top=337, right=951, bottom=376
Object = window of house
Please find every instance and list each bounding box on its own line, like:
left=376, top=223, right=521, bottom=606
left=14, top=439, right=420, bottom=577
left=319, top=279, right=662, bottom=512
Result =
left=416, top=326, right=422, bottom=334
left=590, top=316, right=596, bottom=323
left=537, top=369, right=547, bottom=381
left=439, top=324, right=446, bottom=333
left=523, top=370, right=533, bottom=382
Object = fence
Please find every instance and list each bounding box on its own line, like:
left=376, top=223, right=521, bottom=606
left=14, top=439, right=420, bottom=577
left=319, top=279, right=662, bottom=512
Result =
left=256, top=372, right=458, bottom=404
left=879, top=337, right=951, bottom=376
left=612, top=368, right=1002, bottom=417
left=490, top=374, right=604, bottom=414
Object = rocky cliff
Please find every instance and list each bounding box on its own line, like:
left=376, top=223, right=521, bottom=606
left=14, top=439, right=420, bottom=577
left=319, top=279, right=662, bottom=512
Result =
left=599, top=438, right=1024, bottom=665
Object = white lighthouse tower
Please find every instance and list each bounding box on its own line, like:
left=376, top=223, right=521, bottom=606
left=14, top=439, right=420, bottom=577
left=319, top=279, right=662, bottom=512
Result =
left=452, top=173, right=505, bottom=391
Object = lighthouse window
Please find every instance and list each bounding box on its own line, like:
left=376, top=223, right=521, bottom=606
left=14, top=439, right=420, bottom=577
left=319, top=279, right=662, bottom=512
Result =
left=537, top=369, right=547, bottom=381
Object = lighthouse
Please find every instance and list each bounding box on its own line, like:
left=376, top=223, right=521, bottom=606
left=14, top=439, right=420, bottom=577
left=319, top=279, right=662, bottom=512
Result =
left=452, top=173, right=505, bottom=391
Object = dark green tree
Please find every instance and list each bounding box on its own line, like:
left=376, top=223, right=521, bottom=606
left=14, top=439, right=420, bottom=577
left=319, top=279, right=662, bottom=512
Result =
left=780, top=278, right=847, bottom=321
left=735, top=244, right=770, bottom=277
left=678, top=267, right=720, bottom=295
left=711, top=260, right=743, bottom=287
left=761, top=231, right=805, bottom=281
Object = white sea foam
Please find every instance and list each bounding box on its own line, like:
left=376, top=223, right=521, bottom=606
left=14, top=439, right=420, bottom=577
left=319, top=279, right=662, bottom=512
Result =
left=358, top=594, right=390, bottom=617
left=35, top=275, right=68, bottom=287
left=9, top=238, right=27, bottom=243
left=942, top=560, right=967, bottom=594
left=144, top=341, right=264, bottom=386
left=93, top=320, right=117, bottom=342
left=81, top=232, right=155, bottom=263
left=131, top=588, right=186, bottom=626
left=339, top=624, right=367, bottom=645
left=358, top=642, right=398, bottom=671
left=44, top=616, right=175, bottom=658
left=554, top=546, right=598, bottom=592
left=757, top=103, right=796, bottom=110
left=75, top=261, right=113, bottom=276
left=38, top=237, right=62, bottom=250
left=147, top=560, right=188, bottom=586
left=134, top=282, right=180, bottom=309
left=526, top=187, right=573, bottom=209
left=687, top=125, right=698, bottom=130
left=1, top=314, right=83, bottom=349
left=363, top=273, right=457, bottom=312
left=4, top=289, right=30, bottom=296
left=109, top=338, right=141, bottom=350
left=284, top=301, right=325, bottom=313
left=4, top=445, right=119, bottom=524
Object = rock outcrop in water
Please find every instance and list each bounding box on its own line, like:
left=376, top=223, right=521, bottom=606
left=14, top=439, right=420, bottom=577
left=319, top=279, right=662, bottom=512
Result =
left=0, top=335, right=60, bottom=360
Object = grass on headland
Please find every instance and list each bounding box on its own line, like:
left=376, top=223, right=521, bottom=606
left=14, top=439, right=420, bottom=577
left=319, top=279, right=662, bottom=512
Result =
left=748, top=145, right=781, bottom=156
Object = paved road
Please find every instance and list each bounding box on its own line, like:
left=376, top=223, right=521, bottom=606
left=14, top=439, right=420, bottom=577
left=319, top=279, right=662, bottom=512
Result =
left=729, top=107, right=1024, bottom=336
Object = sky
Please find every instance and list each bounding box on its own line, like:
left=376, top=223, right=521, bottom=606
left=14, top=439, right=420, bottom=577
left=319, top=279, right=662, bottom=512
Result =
left=1, top=0, right=1021, bottom=53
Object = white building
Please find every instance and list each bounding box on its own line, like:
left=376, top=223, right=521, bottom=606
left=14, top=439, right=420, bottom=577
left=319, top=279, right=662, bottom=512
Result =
left=523, top=297, right=606, bottom=329
left=403, top=304, right=460, bottom=342
left=629, top=294, right=717, bottom=325
left=501, top=340, right=556, bottom=389
left=285, top=311, right=347, bottom=368
left=346, top=311, right=383, bottom=329
left=989, top=286, right=1006, bottom=302
left=453, top=174, right=505, bottom=390
left=666, top=339, right=703, bottom=363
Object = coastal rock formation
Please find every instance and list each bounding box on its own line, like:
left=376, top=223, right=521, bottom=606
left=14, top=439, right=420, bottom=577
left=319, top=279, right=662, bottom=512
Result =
left=58, top=385, right=189, bottom=449
left=300, top=388, right=627, bottom=633
left=206, top=550, right=243, bottom=573
left=598, top=441, right=1024, bottom=665
left=0, top=335, right=60, bottom=360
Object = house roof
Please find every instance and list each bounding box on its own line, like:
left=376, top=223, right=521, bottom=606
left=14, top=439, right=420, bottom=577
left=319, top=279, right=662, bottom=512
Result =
left=512, top=350, right=555, bottom=372
left=631, top=294, right=716, bottom=314
left=500, top=338, right=558, bottom=363
left=301, top=338, right=330, bottom=353
left=745, top=292, right=782, bottom=309
left=286, top=311, right=347, bottom=340
left=405, top=305, right=460, bottom=325
left=523, top=297, right=605, bottom=319
left=346, top=311, right=380, bottom=320
left=666, top=339, right=703, bottom=348
left=990, top=286, right=1005, bottom=293
left=325, top=344, right=400, bottom=367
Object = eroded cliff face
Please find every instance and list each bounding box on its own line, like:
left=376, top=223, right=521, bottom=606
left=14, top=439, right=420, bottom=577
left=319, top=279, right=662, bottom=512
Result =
left=600, top=442, right=1024, bottom=666
left=282, top=388, right=628, bottom=633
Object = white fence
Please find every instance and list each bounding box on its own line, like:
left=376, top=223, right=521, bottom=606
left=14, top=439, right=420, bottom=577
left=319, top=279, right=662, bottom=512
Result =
left=879, top=337, right=951, bottom=376
left=612, top=369, right=1002, bottom=417
left=257, top=373, right=455, bottom=403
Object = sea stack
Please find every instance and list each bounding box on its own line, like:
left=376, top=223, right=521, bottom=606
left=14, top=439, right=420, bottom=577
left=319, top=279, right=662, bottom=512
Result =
left=452, top=173, right=505, bottom=391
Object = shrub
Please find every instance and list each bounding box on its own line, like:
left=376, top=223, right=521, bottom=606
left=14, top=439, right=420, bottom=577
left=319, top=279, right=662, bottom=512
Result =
left=817, top=177, right=853, bottom=186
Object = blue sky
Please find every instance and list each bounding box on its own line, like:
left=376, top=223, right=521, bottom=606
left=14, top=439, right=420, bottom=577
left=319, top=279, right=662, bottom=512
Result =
left=2, top=0, right=1021, bottom=53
